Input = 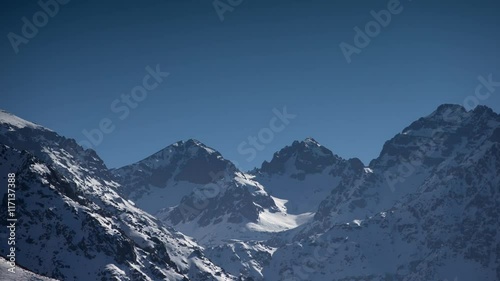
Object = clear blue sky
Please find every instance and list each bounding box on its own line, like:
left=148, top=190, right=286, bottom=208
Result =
left=1, top=0, right=499, bottom=171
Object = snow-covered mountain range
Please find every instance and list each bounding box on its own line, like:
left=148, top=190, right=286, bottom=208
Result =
left=0, top=104, right=498, bottom=280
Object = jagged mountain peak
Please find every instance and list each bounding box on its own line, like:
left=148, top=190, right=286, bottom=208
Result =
left=403, top=104, right=498, bottom=135
left=172, top=138, right=214, bottom=152
left=291, top=137, right=323, bottom=150
left=251, top=138, right=360, bottom=214
left=144, top=138, right=224, bottom=163
left=431, top=103, right=466, bottom=116
left=302, top=137, right=321, bottom=146
left=114, top=138, right=234, bottom=182
left=177, top=138, right=201, bottom=145
left=258, top=137, right=342, bottom=177
left=370, top=105, right=500, bottom=172
left=112, top=139, right=241, bottom=214
left=371, top=104, right=500, bottom=169
left=430, top=103, right=496, bottom=120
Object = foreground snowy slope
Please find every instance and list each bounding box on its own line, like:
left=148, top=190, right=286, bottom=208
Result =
left=0, top=257, right=58, bottom=281
left=0, top=110, right=235, bottom=280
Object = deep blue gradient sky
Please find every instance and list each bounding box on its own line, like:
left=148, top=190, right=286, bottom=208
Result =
left=1, top=0, right=499, bottom=170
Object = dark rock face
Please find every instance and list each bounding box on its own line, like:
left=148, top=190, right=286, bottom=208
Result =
left=259, top=138, right=342, bottom=177
left=167, top=180, right=277, bottom=226
left=112, top=139, right=235, bottom=200
left=174, top=149, right=229, bottom=184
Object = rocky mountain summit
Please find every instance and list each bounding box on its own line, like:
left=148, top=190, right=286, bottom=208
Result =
left=252, top=137, right=366, bottom=214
